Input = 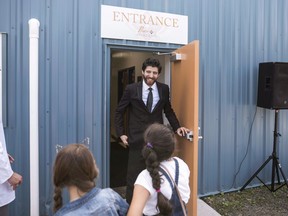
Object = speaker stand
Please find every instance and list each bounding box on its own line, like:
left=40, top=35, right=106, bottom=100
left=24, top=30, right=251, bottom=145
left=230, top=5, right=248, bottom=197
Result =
left=240, top=109, right=288, bottom=192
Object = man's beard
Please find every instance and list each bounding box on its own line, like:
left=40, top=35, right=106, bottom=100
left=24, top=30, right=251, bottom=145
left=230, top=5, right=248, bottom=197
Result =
left=143, top=76, right=156, bottom=86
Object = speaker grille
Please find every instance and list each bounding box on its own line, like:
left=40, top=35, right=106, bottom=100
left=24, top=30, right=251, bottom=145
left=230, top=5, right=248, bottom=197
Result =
left=257, top=62, right=288, bottom=109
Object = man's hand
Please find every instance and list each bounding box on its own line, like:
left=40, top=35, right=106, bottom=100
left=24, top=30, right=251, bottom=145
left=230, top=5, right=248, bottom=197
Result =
left=8, top=172, right=23, bottom=190
left=120, top=135, right=129, bottom=148
left=176, top=127, right=190, bottom=137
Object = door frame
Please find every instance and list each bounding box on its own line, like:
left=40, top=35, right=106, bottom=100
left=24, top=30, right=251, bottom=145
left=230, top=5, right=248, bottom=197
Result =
left=104, top=42, right=180, bottom=186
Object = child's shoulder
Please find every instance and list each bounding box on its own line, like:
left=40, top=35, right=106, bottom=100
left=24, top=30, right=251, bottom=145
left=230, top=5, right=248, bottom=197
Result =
left=172, top=156, right=189, bottom=168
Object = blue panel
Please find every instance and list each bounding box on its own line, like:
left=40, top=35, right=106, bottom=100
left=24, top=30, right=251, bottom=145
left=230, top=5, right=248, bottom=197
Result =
left=1, top=0, right=288, bottom=214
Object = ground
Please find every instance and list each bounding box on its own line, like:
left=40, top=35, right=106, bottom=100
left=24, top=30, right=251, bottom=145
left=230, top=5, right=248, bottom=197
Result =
left=201, top=184, right=288, bottom=216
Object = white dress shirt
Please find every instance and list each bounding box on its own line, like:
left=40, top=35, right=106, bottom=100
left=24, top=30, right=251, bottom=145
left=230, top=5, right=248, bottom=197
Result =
left=142, top=81, right=160, bottom=112
left=0, top=121, right=15, bottom=207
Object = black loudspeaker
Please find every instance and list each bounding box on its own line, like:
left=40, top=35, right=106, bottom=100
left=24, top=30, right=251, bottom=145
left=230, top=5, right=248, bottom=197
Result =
left=257, top=62, right=288, bottom=109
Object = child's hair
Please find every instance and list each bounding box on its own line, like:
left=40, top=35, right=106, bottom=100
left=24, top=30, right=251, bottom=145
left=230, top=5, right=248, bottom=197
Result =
left=142, top=123, right=176, bottom=215
left=53, top=143, right=98, bottom=212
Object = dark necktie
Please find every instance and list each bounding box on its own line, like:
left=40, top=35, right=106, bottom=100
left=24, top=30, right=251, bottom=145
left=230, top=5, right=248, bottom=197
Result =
left=146, top=87, right=153, bottom=112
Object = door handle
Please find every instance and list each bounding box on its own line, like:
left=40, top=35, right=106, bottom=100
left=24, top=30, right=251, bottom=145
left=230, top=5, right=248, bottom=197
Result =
left=184, top=131, right=193, bottom=142
left=183, top=128, right=203, bottom=142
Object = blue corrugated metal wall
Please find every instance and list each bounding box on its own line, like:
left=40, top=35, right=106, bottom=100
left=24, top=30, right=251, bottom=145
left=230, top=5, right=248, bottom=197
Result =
left=1, top=0, right=288, bottom=215
left=197, top=0, right=288, bottom=195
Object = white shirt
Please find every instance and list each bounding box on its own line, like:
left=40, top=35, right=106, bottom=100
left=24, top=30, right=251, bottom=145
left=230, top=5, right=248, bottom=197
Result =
left=135, top=157, right=190, bottom=216
left=0, top=121, right=15, bottom=207
left=142, top=81, right=160, bottom=112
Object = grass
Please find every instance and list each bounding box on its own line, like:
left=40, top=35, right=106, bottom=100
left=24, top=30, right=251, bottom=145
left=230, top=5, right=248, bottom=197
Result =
left=201, top=184, right=288, bottom=216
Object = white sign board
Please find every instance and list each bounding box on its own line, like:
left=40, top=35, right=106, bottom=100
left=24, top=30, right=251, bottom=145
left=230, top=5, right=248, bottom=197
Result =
left=101, top=5, right=188, bottom=44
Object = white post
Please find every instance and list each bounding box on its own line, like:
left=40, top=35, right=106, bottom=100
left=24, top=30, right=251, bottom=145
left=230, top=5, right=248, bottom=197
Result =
left=28, top=18, right=40, bottom=216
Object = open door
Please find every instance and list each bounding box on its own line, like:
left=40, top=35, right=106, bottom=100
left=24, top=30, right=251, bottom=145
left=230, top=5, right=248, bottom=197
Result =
left=171, top=40, right=200, bottom=216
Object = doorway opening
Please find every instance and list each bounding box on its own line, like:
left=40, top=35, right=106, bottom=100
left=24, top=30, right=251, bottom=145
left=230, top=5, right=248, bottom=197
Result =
left=109, top=49, right=170, bottom=194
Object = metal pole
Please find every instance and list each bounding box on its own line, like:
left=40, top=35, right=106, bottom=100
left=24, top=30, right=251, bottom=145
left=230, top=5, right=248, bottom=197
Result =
left=28, top=18, right=40, bottom=216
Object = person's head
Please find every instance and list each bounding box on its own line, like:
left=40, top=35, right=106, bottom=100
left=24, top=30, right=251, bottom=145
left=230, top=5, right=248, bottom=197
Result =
left=141, top=58, right=162, bottom=86
left=143, top=123, right=175, bottom=162
left=142, top=123, right=176, bottom=215
left=53, top=143, right=98, bottom=212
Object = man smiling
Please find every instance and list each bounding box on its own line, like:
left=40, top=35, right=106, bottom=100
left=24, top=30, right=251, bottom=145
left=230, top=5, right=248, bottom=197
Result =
left=115, top=57, right=189, bottom=204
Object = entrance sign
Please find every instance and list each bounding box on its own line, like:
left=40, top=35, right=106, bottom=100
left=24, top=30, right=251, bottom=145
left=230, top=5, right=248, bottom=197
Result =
left=101, top=5, right=188, bottom=44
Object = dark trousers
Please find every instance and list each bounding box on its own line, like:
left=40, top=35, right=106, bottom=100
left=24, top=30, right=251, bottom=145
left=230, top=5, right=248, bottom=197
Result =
left=126, top=148, right=146, bottom=204
left=0, top=204, right=9, bottom=216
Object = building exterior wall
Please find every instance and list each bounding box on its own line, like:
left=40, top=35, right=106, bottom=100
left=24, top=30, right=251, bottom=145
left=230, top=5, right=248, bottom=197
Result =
left=0, top=0, right=288, bottom=215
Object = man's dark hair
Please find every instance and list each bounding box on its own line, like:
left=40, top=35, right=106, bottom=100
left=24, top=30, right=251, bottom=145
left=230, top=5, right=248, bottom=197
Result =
left=142, top=58, right=162, bottom=74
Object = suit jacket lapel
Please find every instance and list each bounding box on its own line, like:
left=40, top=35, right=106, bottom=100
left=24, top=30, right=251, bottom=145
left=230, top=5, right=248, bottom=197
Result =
left=153, top=82, right=162, bottom=111
left=157, top=82, right=163, bottom=100
left=137, top=82, right=142, bottom=100
left=137, top=82, right=147, bottom=108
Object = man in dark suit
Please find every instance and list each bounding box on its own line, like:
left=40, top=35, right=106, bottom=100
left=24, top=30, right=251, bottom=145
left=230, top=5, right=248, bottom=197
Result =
left=114, top=58, right=189, bottom=204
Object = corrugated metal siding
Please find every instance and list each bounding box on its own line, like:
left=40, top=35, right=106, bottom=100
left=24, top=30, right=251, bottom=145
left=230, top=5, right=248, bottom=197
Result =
left=1, top=0, right=288, bottom=215
left=197, top=0, right=288, bottom=196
